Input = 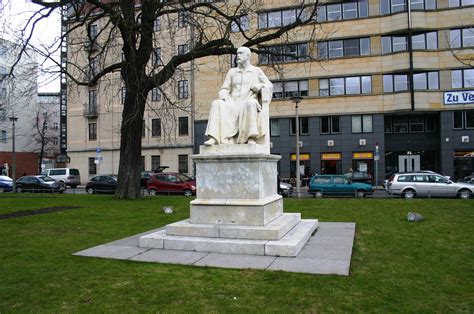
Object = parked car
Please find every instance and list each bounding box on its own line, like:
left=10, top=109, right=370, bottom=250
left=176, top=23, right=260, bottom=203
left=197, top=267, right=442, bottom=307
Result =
left=344, top=171, right=373, bottom=184
left=16, top=175, right=65, bottom=193
left=147, top=172, right=196, bottom=196
left=0, top=175, right=13, bottom=192
left=386, top=172, right=473, bottom=199
left=279, top=182, right=293, bottom=197
left=464, top=173, right=474, bottom=183
left=40, top=168, right=81, bottom=188
left=308, top=175, right=373, bottom=198
left=85, top=175, right=117, bottom=194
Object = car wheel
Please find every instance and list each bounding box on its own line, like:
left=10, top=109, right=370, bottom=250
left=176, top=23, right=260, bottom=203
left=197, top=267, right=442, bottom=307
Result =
left=16, top=187, right=22, bottom=193
left=314, top=191, right=323, bottom=198
left=86, top=187, right=95, bottom=194
left=183, top=189, right=193, bottom=197
left=402, top=189, right=415, bottom=199
left=458, top=189, right=471, bottom=199
left=356, top=190, right=366, bottom=198
left=148, top=189, right=157, bottom=196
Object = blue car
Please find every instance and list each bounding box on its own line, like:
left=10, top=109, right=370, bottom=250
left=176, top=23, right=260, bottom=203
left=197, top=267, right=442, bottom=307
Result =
left=308, top=175, right=373, bottom=198
left=0, top=175, right=13, bottom=192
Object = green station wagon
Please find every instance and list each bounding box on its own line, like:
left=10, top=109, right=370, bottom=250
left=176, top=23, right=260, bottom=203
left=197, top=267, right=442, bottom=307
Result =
left=308, top=175, right=374, bottom=198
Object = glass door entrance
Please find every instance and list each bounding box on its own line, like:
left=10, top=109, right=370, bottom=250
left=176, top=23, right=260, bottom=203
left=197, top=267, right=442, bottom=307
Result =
left=398, top=155, right=420, bottom=173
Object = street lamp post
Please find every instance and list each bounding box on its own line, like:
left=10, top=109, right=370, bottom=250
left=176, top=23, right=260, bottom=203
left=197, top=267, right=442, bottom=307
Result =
left=291, top=96, right=303, bottom=198
left=9, top=116, right=18, bottom=193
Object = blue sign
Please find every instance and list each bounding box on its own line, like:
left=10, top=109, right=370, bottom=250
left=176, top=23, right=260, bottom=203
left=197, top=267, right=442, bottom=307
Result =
left=96, top=147, right=101, bottom=154
left=444, top=91, right=474, bottom=105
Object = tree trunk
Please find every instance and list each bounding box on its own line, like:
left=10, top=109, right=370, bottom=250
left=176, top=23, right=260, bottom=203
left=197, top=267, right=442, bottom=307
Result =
left=115, top=89, right=145, bottom=199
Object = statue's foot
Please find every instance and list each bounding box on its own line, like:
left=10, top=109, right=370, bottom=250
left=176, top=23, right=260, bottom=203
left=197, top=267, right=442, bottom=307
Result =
left=247, top=138, right=256, bottom=144
left=204, top=138, right=217, bottom=146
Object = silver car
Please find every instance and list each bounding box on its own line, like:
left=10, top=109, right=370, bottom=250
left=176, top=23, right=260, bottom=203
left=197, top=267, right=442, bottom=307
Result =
left=386, top=172, right=473, bottom=199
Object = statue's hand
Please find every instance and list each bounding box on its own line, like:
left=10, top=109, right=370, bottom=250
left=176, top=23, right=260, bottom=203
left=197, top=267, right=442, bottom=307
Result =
left=251, top=83, right=264, bottom=93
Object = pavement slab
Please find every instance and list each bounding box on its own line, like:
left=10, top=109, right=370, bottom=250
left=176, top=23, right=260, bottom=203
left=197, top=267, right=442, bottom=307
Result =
left=73, top=221, right=355, bottom=276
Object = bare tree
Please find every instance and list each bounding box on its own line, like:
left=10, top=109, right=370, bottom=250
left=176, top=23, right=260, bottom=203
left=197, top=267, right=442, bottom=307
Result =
left=13, top=0, right=320, bottom=199
left=32, top=109, right=60, bottom=174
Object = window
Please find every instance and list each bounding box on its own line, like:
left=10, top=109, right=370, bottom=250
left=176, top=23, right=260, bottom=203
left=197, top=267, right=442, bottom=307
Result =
left=231, top=15, right=249, bottom=32
left=53, top=138, right=58, bottom=145
left=140, top=156, right=145, bottom=171
left=153, top=17, right=161, bottom=31
left=179, top=117, right=189, bottom=135
left=453, top=110, right=474, bottom=129
left=451, top=69, right=474, bottom=88
left=352, top=115, right=373, bottom=133
left=151, top=155, right=160, bottom=171
left=393, top=116, right=409, bottom=133
left=382, top=35, right=407, bottom=53
left=383, top=74, right=410, bottom=92
left=152, top=48, right=162, bottom=66
left=411, top=32, right=438, bottom=50
left=178, top=44, right=188, bottom=55
left=290, top=117, right=309, bottom=135
left=425, top=115, right=436, bottom=132
left=1, top=130, right=6, bottom=143
left=272, top=80, right=308, bottom=99
left=319, top=76, right=371, bottom=96
left=44, top=122, right=48, bottom=130
left=178, top=80, right=189, bottom=99
left=384, top=116, right=392, bottom=133
left=88, top=157, right=97, bottom=175
left=89, top=24, right=98, bottom=41
left=320, top=116, right=340, bottom=134
left=409, top=116, right=425, bottom=132
left=449, top=0, right=474, bottom=7
left=380, top=0, right=435, bottom=14
left=318, top=37, right=370, bottom=59
left=258, top=8, right=302, bottom=29
left=450, top=28, right=474, bottom=48
left=413, top=72, right=439, bottom=90
left=152, top=118, right=161, bottom=137
left=121, top=87, right=127, bottom=104
left=89, top=58, right=97, bottom=78
left=0, top=109, right=7, bottom=121
left=178, top=155, right=188, bottom=174
left=151, top=87, right=161, bottom=101
left=178, top=11, right=188, bottom=27
left=53, top=122, right=59, bottom=130
left=88, top=123, right=97, bottom=141
left=270, top=119, right=280, bottom=136
left=88, top=90, right=97, bottom=112
left=259, top=43, right=308, bottom=64
left=316, top=1, right=368, bottom=22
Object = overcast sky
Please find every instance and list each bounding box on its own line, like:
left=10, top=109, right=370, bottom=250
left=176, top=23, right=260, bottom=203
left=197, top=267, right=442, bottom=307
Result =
left=1, top=0, right=61, bottom=92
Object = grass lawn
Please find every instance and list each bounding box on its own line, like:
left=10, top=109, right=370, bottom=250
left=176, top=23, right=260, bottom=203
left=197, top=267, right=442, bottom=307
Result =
left=0, top=194, right=472, bottom=312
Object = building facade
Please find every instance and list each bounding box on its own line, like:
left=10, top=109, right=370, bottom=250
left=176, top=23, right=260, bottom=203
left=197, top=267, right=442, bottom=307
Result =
left=66, top=1, right=474, bottom=184
left=0, top=38, right=40, bottom=177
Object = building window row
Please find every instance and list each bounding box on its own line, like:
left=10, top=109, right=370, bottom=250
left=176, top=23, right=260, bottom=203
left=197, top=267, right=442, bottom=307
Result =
left=272, top=80, right=308, bottom=99
left=319, top=76, right=371, bottom=96
left=452, top=69, right=474, bottom=88
left=259, top=43, right=308, bottom=64
left=453, top=110, right=474, bottom=130
left=270, top=115, right=374, bottom=136
left=258, top=8, right=303, bottom=29
left=316, top=1, right=369, bottom=22
left=380, top=0, right=436, bottom=15
left=450, top=28, right=474, bottom=48
left=382, top=31, right=437, bottom=53
left=318, top=37, right=370, bottom=59
left=383, top=72, right=439, bottom=92
left=449, top=0, right=474, bottom=7
left=384, top=115, right=437, bottom=133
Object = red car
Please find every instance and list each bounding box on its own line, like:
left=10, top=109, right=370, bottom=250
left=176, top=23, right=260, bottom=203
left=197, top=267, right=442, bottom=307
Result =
left=147, top=172, right=196, bottom=196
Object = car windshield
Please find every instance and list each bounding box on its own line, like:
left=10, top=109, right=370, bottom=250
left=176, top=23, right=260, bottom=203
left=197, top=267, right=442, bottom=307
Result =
left=176, top=174, right=192, bottom=182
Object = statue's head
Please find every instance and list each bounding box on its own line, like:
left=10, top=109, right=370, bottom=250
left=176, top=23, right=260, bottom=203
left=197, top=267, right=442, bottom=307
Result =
left=236, top=46, right=251, bottom=66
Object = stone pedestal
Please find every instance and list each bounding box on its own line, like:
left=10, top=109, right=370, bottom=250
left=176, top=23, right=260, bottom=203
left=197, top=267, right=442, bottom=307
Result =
left=139, top=144, right=318, bottom=257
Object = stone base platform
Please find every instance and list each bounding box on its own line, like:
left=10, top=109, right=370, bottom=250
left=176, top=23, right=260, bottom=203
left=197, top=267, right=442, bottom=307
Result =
left=139, top=215, right=318, bottom=257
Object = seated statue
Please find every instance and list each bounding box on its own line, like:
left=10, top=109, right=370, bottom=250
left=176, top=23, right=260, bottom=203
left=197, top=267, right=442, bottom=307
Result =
left=204, top=46, right=273, bottom=146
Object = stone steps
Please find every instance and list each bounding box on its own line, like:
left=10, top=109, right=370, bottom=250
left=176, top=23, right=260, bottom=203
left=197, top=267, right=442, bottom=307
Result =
left=167, top=213, right=301, bottom=240
left=139, top=219, right=318, bottom=257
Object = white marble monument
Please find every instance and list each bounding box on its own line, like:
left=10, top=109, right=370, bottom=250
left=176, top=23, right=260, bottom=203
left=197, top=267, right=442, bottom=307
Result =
left=139, top=47, right=318, bottom=256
